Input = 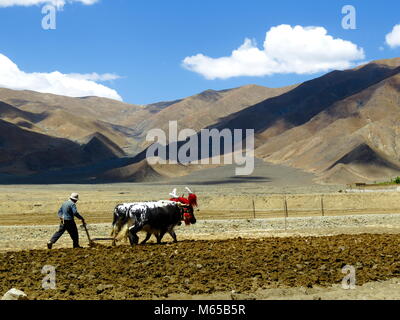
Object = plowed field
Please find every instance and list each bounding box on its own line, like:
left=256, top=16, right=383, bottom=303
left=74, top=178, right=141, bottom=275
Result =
left=1, top=234, right=400, bottom=300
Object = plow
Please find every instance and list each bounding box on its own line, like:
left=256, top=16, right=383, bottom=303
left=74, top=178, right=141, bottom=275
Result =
left=81, top=223, right=114, bottom=247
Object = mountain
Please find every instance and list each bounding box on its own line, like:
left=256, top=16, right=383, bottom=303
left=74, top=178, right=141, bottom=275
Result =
left=0, top=83, right=286, bottom=181
left=214, top=61, right=399, bottom=135
left=82, top=132, right=126, bottom=161
left=132, top=57, right=400, bottom=185
left=0, top=88, right=151, bottom=154
left=136, top=84, right=297, bottom=148
left=0, top=119, right=89, bottom=175
left=0, top=84, right=287, bottom=154
left=35, top=109, right=132, bottom=150
left=0, top=100, right=46, bottom=130
left=2, top=58, right=400, bottom=184
left=0, top=100, right=38, bottom=122
left=97, top=157, right=221, bottom=183
left=0, top=88, right=145, bottom=125
left=247, top=58, right=400, bottom=183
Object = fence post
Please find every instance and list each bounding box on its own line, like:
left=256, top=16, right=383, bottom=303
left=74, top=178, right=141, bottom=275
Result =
left=252, top=199, right=256, bottom=219
left=321, top=195, right=325, bottom=217
left=284, top=196, right=288, bottom=230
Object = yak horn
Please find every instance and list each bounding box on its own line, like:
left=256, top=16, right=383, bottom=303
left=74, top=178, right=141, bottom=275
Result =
left=185, top=187, right=193, bottom=194
left=169, top=188, right=178, bottom=198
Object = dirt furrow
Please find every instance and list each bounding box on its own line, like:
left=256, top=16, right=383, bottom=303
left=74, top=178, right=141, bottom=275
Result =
left=1, top=234, right=400, bottom=300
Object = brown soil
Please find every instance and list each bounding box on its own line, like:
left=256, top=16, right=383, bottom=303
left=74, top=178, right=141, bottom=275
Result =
left=1, top=234, right=400, bottom=300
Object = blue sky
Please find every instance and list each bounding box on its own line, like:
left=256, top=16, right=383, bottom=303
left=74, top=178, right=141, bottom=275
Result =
left=0, top=0, right=400, bottom=104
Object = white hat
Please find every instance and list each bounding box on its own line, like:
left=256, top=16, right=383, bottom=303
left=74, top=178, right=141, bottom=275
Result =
left=169, top=188, right=178, bottom=198
left=70, top=193, right=79, bottom=201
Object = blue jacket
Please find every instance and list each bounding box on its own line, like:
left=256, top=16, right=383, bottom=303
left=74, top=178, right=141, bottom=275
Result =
left=58, top=200, right=84, bottom=221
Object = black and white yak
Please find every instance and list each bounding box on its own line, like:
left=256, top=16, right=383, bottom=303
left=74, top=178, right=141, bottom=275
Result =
left=111, top=200, right=196, bottom=246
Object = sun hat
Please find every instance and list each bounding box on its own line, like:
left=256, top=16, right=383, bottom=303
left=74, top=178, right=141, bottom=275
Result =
left=70, top=193, right=79, bottom=201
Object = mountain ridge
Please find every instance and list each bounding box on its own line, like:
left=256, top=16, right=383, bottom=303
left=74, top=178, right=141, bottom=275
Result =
left=2, top=58, right=400, bottom=184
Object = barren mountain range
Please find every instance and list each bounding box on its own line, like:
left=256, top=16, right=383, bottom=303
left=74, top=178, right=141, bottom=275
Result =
left=1, top=57, right=400, bottom=184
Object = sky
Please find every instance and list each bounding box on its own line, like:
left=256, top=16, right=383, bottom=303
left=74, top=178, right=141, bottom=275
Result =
left=0, top=0, right=400, bottom=105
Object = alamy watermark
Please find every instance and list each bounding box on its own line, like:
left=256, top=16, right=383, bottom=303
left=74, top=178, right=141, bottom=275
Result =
left=42, top=5, right=57, bottom=30
left=342, top=265, right=356, bottom=290
left=41, top=4, right=356, bottom=31
left=342, top=5, right=357, bottom=30
left=146, top=121, right=255, bottom=176
left=41, top=265, right=56, bottom=290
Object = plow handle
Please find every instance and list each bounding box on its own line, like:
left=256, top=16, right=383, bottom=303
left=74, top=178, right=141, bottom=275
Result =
left=82, top=223, right=93, bottom=244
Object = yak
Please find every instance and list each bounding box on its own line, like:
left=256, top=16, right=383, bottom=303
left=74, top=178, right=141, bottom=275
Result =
left=111, top=200, right=196, bottom=246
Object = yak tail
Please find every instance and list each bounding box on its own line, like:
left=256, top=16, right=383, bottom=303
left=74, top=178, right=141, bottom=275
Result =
left=114, top=223, right=130, bottom=242
left=111, top=213, right=134, bottom=243
left=110, top=206, right=121, bottom=238
left=112, top=206, right=119, bottom=227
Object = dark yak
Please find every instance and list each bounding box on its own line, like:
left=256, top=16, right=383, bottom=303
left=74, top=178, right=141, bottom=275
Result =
left=111, top=200, right=196, bottom=246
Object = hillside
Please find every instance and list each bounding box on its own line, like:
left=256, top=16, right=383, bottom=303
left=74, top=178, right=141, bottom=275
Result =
left=0, top=88, right=149, bottom=154
left=82, top=132, right=126, bottom=161
left=0, top=119, right=90, bottom=175
left=0, top=88, right=146, bottom=125
left=137, top=84, right=297, bottom=148
left=0, top=84, right=290, bottom=182
left=2, top=58, right=400, bottom=184
left=136, top=57, right=400, bottom=185
left=250, top=59, right=400, bottom=183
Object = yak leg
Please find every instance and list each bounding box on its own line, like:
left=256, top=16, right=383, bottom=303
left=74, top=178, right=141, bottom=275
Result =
left=168, top=229, right=178, bottom=243
left=156, top=230, right=167, bottom=244
left=111, top=225, right=119, bottom=246
left=128, top=232, right=139, bottom=246
left=140, top=233, right=152, bottom=245
left=128, top=224, right=142, bottom=246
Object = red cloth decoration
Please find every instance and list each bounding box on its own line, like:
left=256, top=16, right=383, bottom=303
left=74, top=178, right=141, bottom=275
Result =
left=170, top=193, right=198, bottom=225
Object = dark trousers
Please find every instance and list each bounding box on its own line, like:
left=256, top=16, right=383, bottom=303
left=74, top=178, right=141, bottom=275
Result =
left=50, top=220, right=80, bottom=248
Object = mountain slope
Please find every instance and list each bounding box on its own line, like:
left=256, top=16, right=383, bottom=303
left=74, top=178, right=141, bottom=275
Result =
left=35, top=109, right=132, bottom=149
left=82, top=132, right=126, bottom=161
left=137, top=84, right=297, bottom=148
left=251, top=58, right=400, bottom=183
left=214, top=62, right=400, bottom=139
left=0, top=89, right=153, bottom=155
left=0, top=88, right=146, bottom=125
left=2, top=58, right=400, bottom=184
left=0, top=119, right=91, bottom=174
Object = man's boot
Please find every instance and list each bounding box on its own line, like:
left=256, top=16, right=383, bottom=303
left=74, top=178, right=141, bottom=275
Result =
left=47, top=242, right=53, bottom=249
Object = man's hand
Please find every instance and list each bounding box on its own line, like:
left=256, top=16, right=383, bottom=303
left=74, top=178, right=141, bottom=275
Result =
left=81, top=219, right=86, bottom=226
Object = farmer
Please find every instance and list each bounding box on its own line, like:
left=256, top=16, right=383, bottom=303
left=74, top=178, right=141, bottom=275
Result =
left=47, top=193, right=86, bottom=249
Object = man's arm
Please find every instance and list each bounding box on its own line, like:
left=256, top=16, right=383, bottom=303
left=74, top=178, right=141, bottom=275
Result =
left=71, top=203, right=85, bottom=222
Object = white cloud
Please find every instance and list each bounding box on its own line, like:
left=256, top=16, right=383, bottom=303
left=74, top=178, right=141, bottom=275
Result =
left=0, top=0, right=98, bottom=8
left=67, top=72, right=122, bottom=82
left=183, top=24, right=365, bottom=80
left=386, top=24, right=400, bottom=48
left=0, top=53, right=123, bottom=101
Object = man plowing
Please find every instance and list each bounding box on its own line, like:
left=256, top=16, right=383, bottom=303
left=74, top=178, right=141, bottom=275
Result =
left=47, top=193, right=86, bottom=249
